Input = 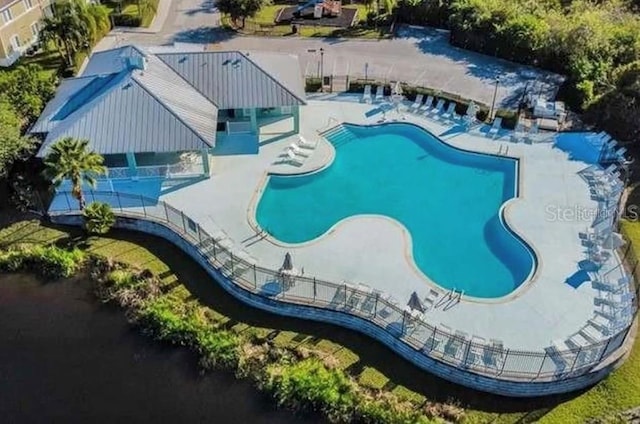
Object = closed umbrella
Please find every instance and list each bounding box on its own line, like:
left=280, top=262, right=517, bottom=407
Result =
left=281, top=252, right=293, bottom=271
left=407, top=291, right=425, bottom=313
left=603, top=232, right=625, bottom=250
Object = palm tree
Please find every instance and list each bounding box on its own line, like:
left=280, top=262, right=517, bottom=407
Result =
left=43, top=137, right=106, bottom=210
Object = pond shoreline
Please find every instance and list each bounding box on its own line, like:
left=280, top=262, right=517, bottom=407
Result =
left=0, top=272, right=324, bottom=423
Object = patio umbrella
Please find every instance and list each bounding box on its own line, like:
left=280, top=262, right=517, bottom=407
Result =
left=281, top=252, right=293, bottom=272
left=407, top=291, right=425, bottom=313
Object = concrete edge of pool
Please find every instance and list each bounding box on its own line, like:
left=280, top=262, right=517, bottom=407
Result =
left=250, top=121, right=539, bottom=302
left=48, top=212, right=637, bottom=397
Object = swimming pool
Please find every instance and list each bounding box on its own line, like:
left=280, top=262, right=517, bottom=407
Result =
left=256, top=123, right=536, bottom=298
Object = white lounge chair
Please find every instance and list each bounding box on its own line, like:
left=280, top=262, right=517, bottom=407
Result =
left=297, top=135, right=317, bottom=149
left=524, top=122, right=539, bottom=143
left=419, top=95, right=434, bottom=112
left=410, top=94, right=424, bottom=111
left=427, top=99, right=445, bottom=116
left=375, top=85, right=385, bottom=102
left=362, top=85, right=372, bottom=104
left=511, top=122, right=526, bottom=143
left=440, top=103, right=457, bottom=121
left=289, top=143, right=310, bottom=157
left=423, top=289, right=440, bottom=311
left=285, top=149, right=304, bottom=166
left=487, top=117, right=503, bottom=138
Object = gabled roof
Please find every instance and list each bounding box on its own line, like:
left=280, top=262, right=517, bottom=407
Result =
left=81, top=45, right=147, bottom=77
left=34, top=55, right=218, bottom=157
left=32, top=44, right=307, bottom=157
left=157, top=51, right=306, bottom=109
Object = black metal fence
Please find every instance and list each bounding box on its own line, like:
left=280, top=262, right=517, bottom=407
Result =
left=50, top=190, right=637, bottom=382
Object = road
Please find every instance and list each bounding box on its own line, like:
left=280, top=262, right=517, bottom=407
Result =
left=100, top=0, right=564, bottom=108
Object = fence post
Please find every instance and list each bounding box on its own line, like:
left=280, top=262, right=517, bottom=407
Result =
left=462, top=338, right=473, bottom=367
left=163, top=202, right=169, bottom=223
left=401, top=310, right=407, bottom=335
left=253, top=265, right=257, bottom=290
left=180, top=211, right=187, bottom=233
left=313, top=278, right=317, bottom=301
left=373, top=292, right=379, bottom=317
left=140, top=194, right=146, bottom=216
left=569, top=347, right=582, bottom=373
left=230, top=253, right=235, bottom=276
left=343, top=284, right=348, bottom=308
left=499, top=349, right=509, bottom=375
left=536, top=351, right=548, bottom=378
left=116, top=191, right=122, bottom=212
left=212, top=243, right=217, bottom=261
left=598, top=338, right=612, bottom=362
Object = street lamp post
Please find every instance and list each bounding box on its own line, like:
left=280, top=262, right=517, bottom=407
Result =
left=489, top=77, right=500, bottom=121
left=364, top=62, right=369, bottom=82
left=320, top=47, right=325, bottom=86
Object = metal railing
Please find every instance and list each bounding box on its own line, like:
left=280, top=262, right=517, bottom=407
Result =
left=50, top=190, right=637, bottom=383
left=94, top=162, right=205, bottom=181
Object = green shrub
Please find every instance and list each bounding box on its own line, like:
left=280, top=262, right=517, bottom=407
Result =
left=105, top=269, right=139, bottom=289
left=305, top=77, right=322, bottom=93
left=264, top=359, right=357, bottom=422
left=0, top=245, right=85, bottom=279
left=112, top=13, right=142, bottom=26
left=138, top=295, right=239, bottom=368
left=83, top=201, right=116, bottom=235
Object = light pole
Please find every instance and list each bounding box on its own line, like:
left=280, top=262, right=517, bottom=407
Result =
left=320, top=47, right=325, bottom=86
left=489, top=76, right=500, bottom=121
left=364, top=62, right=369, bottom=82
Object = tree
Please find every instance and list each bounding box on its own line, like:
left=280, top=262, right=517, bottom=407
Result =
left=43, top=138, right=106, bottom=210
left=83, top=202, right=115, bottom=235
left=39, top=0, right=110, bottom=69
left=0, top=65, right=57, bottom=126
left=0, top=101, right=36, bottom=179
left=217, top=0, right=268, bottom=28
left=136, top=0, right=158, bottom=22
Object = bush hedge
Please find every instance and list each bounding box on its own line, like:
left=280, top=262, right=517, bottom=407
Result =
left=0, top=245, right=84, bottom=279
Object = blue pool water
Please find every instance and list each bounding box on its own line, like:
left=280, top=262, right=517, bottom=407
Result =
left=256, top=123, right=536, bottom=298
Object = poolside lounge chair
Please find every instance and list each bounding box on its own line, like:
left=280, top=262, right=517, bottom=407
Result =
left=510, top=122, right=526, bottom=143
left=523, top=122, right=539, bottom=143
left=362, top=85, right=372, bottom=104
left=482, top=339, right=504, bottom=369
left=424, top=328, right=444, bottom=352
left=440, top=103, right=457, bottom=122
left=289, top=143, right=310, bottom=157
left=419, top=95, right=434, bottom=112
left=427, top=99, right=445, bottom=116
left=285, top=149, right=304, bottom=166
left=487, top=117, right=503, bottom=139
left=589, top=314, right=613, bottom=335
left=297, top=135, right=317, bottom=150
left=578, top=324, right=604, bottom=343
left=410, top=94, right=424, bottom=111
left=423, top=289, right=440, bottom=311
left=465, top=336, right=485, bottom=368
left=375, top=85, right=385, bottom=102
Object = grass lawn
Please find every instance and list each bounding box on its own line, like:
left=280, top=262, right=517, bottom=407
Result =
left=2, top=216, right=638, bottom=423
left=223, top=3, right=390, bottom=39
left=13, top=46, right=64, bottom=79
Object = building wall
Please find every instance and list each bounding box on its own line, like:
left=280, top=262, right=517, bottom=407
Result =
left=0, top=0, right=52, bottom=66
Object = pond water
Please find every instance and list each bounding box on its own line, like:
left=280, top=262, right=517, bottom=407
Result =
left=0, top=273, right=325, bottom=423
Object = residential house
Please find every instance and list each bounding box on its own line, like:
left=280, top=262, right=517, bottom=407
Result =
left=31, top=45, right=307, bottom=183
left=0, top=0, right=52, bottom=66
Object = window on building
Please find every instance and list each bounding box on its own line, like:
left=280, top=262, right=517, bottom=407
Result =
left=10, top=34, right=20, bottom=51
left=23, top=0, right=33, bottom=9
left=1, top=9, right=13, bottom=24
left=30, top=22, right=38, bottom=38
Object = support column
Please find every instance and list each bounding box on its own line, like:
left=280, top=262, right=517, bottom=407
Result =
left=201, top=149, right=210, bottom=176
left=250, top=108, right=258, bottom=134
left=292, top=106, right=300, bottom=133
left=126, top=152, right=137, bottom=177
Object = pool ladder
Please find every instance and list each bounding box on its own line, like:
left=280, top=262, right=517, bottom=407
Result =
left=497, top=145, right=509, bottom=155
left=435, top=288, right=464, bottom=310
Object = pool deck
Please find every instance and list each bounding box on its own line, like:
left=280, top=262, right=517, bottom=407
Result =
left=159, top=95, right=623, bottom=352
